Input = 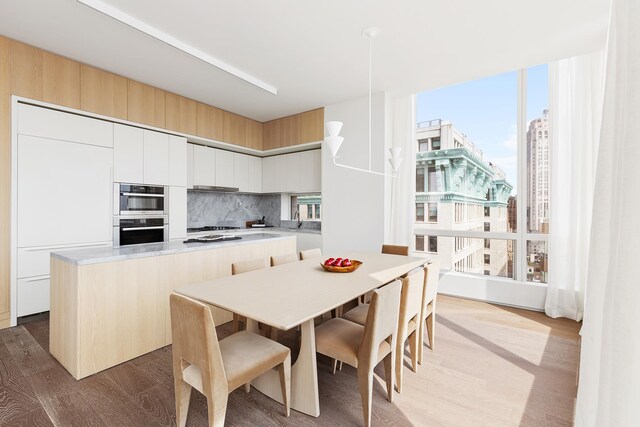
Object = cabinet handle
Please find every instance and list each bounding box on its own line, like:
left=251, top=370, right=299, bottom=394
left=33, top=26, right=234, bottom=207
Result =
left=21, top=275, right=50, bottom=282
left=121, top=226, right=166, bottom=232
left=121, top=193, right=165, bottom=198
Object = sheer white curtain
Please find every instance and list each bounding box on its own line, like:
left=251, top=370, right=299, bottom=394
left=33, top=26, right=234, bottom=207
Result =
left=575, top=0, right=640, bottom=424
left=546, top=51, right=605, bottom=321
left=387, top=95, right=416, bottom=248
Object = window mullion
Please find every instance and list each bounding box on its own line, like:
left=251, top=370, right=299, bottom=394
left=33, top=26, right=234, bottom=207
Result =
left=517, top=69, right=528, bottom=282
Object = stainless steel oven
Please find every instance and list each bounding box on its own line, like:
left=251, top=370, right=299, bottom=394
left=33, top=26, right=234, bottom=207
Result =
left=116, top=183, right=167, bottom=215
left=113, top=215, right=168, bottom=247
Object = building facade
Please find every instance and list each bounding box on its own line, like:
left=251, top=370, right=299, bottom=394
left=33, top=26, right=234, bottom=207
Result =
left=527, top=109, right=549, bottom=234
left=415, top=120, right=513, bottom=277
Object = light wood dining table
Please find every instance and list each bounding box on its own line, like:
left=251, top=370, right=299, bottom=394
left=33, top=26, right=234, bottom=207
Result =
left=175, top=251, right=428, bottom=417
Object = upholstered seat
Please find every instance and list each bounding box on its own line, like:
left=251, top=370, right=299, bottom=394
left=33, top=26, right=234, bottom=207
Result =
left=170, top=293, right=290, bottom=426
left=315, top=280, right=402, bottom=427
left=342, top=303, right=368, bottom=325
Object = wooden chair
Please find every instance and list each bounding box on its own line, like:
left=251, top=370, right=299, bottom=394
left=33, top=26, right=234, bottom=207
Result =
left=299, top=248, right=323, bottom=260
left=270, top=253, right=298, bottom=266
left=419, top=259, right=440, bottom=363
left=381, top=244, right=409, bottom=256
left=343, top=268, right=425, bottom=393
left=231, top=258, right=270, bottom=334
left=170, top=293, right=290, bottom=427
left=315, top=280, right=402, bottom=427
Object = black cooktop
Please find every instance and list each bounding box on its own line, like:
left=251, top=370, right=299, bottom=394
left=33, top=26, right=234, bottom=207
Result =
left=187, top=225, right=241, bottom=232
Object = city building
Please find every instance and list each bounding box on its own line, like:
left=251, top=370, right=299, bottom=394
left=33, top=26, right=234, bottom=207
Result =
left=527, top=109, right=550, bottom=234
left=414, top=120, right=513, bottom=277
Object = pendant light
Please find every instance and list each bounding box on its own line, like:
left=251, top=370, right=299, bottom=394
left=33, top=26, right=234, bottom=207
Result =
left=324, top=27, right=402, bottom=177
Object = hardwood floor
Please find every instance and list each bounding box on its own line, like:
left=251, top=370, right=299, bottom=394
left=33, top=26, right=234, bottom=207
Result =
left=0, top=296, right=580, bottom=426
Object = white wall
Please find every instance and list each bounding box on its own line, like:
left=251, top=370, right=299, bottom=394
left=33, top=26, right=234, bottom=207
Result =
left=322, top=92, right=387, bottom=254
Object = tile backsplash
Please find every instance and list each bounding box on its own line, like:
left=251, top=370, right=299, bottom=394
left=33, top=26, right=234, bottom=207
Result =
left=187, top=192, right=281, bottom=228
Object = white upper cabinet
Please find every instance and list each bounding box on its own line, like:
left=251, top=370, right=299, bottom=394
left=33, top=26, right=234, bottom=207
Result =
left=215, top=149, right=235, bottom=188
left=143, top=130, right=170, bottom=185
left=18, top=103, right=113, bottom=148
left=169, top=186, right=187, bottom=240
left=192, top=144, right=216, bottom=186
left=248, top=155, right=262, bottom=193
left=262, top=156, right=276, bottom=193
left=299, top=150, right=321, bottom=192
left=186, top=143, right=194, bottom=189
left=113, top=124, right=144, bottom=184
left=274, top=155, right=287, bottom=192
left=169, top=135, right=187, bottom=187
left=285, top=153, right=301, bottom=192
left=233, top=153, right=249, bottom=192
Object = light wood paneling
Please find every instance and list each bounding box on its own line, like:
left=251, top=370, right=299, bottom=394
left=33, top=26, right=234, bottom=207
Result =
left=165, top=92, right=197, bottom=135
left=127, top=79, right=166, bottom=128
left=80, top=65, right=127, bottom=119
left=10, top=40, right=43, bottom=99
left=245, top=118, right=263, bottom=150
left=0, top=37, right=10, bottom=319
left=42, top=51, right=80, bottom=109
left=223, top=110, right=246, bottom=146
left=263, top=120, right=277, bottom=150
left=300, top=108, right=324, bottom=143
left=196, top=102, right=224, bottom=141
left=49, top=257, right=79, bottom=378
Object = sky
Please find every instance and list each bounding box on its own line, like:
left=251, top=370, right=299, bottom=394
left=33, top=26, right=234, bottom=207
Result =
left=415, top=64, right=548, bottom=191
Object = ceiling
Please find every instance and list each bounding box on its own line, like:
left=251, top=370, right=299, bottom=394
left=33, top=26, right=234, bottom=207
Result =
left=0, top=0, right=610, bottom=122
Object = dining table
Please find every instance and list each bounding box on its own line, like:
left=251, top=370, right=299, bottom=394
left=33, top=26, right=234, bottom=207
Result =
left=175, top=251, right=428, bottom=417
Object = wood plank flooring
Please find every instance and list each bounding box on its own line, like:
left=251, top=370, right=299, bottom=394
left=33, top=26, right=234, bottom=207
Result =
left=0, top=296, right=581, bottom=426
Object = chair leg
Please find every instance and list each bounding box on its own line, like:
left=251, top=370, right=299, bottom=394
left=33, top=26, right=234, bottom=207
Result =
left=408, top=330, right=418, bottom=373
left=357, top=366, right=374, bottom=427
left=232, top=314, right=239, bottom=333
left=278, top=354, right=291, bottom=417
left=395, top=333, right=405, bottom=393
left=207, top=392, right=228, bottom=427
left=332, top=358, right=338, bottom=374
left=426, top=312, right=435, bottom=350
left=382, top=351, right=394, bottom=403
left=418, top=316, right=425, bottom=366
left=174, top=378, right=192, bottom=427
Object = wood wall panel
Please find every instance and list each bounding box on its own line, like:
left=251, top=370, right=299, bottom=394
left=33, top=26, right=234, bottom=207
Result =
left=80, top=65, right=127, bottom=119
left=300, top=108, right=324, bottom=143
left=42, top=52, right=80, bottom=109
left=196, top=102, right=223, bottom=141
left=262, top=108, right=324, bottom=150
left=0, top=36, right=10, bottom=319
left=10, top=40, right=43, bottom=99
left=127, top=80, right=166, bottom=128
left=245, top=118, right=263, bottom=150
left=165, top=92, right=197, bottom=135
left=223, top=110, right=246, bottom=147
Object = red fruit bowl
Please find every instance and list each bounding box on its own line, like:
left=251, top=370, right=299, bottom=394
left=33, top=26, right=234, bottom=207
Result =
left=320, top=260, right=363, bottom=273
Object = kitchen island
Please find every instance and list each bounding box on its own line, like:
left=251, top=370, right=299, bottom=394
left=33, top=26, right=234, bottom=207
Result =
left=49, top=233, right=296, bottom=380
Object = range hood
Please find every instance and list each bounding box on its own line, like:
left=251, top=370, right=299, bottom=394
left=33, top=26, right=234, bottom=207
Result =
left=190, top=185, right=239, bottom=193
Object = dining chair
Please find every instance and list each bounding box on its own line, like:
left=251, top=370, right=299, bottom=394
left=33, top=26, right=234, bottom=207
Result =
left=419, top=259, right=441, bottom=364
left=381, top=244, right=410, bottom=256
left=270, top=253, right=299, bottom=266
left=343, top=268, right=425, bottom=393
left=299, top=248, right=323, bottom=260
left=231, top=258, right=270, bottom=334
left=170, top=293, right=291, bottom=427
left=315, top=280, right=402, bottom=427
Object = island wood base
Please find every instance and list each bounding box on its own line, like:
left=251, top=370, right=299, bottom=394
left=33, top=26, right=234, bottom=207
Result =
left=50, top=237, right=296, bottom=380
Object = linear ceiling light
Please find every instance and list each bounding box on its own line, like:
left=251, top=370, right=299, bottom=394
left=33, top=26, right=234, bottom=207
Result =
left=76, top=0, right=277, bottom=95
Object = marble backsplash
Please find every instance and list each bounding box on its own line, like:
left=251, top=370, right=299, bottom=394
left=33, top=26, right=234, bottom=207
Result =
left=187, top=192, right=281, bottom=228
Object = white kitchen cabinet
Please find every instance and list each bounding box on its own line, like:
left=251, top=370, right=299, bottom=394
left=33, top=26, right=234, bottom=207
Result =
left=186, top=143, right=194, bottom=189
left=192, top=145, right=216, bottom=186
left=233, top=153, right=249, bottom=192
left=143, top=130, right=170, bottom=185
left=169, top=135, right=187, bottom=187
left=313, top=149, right=322, bottom=192
left=248, top=155, right=262, bottom=193
left=18, top=103, right=113, bottom=148
left=169, top=186, right=187, bottom=240
left=17, top=276, right=50, bottom=317
left=262, top=156, right=276, bottom=193
left=285, top=153, right=301, bottom=192
left=299, top=150, right=321, bottom=192
left=113, top=124, right=144, bottom=184
left=17, top=135, right=113, bottom=247
left=274, top=155, right=287, bottom=192
left=215, top=149, right=235, bottom=188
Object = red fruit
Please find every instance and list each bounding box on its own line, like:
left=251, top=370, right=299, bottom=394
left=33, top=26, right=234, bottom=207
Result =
left=332, top=258, right=343, bottom=266
left=341, top=259, right=352, bottom=267
left=324, top=258, right=335, bottom=266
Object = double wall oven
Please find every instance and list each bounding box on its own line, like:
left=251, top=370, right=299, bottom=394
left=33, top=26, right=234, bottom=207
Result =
left=113, top=183, right=168, bottom=247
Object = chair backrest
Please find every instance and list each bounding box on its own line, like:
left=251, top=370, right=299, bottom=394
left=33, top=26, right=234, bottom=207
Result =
left=399, top=268, right=425, bottom=326
left=170, top=293, right=227, bottom=396
left=358, top=280, right=402, bottom=369
left=270, top=253, right=298, bottom=267
left=299, top=248, right=323, bottom=260
left=381, top=244, right=409, bottom=256
left=423, top=259, right=441, bottom=305
left=232, top=257, right=269, bottom=275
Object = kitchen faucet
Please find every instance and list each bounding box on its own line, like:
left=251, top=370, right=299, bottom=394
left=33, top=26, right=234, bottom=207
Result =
left=294, top=209, right=303, bottom=228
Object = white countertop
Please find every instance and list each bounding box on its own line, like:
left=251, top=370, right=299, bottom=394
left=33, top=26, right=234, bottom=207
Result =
left=51, top=233, right=295, bottom=266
